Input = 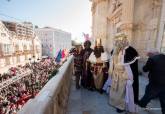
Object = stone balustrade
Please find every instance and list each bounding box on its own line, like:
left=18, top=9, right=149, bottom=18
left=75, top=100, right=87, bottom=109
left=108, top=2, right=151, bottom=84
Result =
left=18, top=56, right=73, bottom=114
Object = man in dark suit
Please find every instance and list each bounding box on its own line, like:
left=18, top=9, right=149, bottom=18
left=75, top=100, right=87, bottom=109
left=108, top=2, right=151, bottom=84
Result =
left=138, top=50, right=165, bottom=114
left=81, top=40, right=93, bottom=89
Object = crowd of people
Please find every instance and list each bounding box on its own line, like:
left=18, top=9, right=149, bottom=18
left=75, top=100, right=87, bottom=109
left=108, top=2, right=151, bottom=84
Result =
left=72, top=33, right=165, bottom=114
left=0, top=57, right=58, bottom=114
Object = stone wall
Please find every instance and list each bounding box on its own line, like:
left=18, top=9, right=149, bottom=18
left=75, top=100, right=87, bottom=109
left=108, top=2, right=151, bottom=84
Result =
left=132, top=0, right=162, bottom=58
left=91, top=0, right=163, bottom=58
left=92, top=0, right=108, bottom=47
left=18, top=56, right=73, bottom=114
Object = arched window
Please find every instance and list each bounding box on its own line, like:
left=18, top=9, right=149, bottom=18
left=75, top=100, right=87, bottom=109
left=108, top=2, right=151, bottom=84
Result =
left=15, top=45, right=19, bottom=51
left=5, top=57, right=10, bottom=65
left=23, top=45, right=27, bottom=51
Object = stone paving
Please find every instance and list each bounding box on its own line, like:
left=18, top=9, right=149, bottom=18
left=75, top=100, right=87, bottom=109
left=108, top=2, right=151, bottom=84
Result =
left=67, top=76, right=162, bottom=114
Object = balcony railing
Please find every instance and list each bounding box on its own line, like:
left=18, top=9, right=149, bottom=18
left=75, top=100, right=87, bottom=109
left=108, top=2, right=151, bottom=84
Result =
left=23, top=50, right=33, bottom=54
left=13, top=50, right=23, bottom=55
left=2, top=51, right=12, bottom=57
left=18, top=56, right=73, bottom=114
left=36, top=49, right=41, bottom=53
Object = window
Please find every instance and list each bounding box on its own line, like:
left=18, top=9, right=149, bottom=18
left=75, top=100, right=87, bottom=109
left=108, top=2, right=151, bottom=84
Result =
left=3, top=44, right=12, bottom=55
left=16, top=56, right=20, bottom=63
left=1, top=33, right=6, bottom=37
left=5, top=57, right=10, bottom=65
left=25, top=55, right=28, bottom=60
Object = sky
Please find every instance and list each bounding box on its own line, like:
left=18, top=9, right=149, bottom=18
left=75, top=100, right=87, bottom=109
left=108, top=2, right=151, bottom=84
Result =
left=0, top=0, right=92, bottom=40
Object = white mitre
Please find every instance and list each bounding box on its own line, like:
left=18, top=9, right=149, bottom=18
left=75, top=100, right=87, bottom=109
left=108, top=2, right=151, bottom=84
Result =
left=88, top=52, right=109, bottom=63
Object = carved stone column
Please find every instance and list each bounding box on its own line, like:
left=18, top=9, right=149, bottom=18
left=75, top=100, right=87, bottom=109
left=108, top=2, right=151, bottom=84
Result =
left=91, top=0, right=108, bottom=47
left=121, top=0, right=134, bottom=43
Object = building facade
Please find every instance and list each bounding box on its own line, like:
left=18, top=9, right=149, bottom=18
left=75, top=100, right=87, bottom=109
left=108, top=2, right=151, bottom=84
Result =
left=91, top=0, right=165, bottom=58
left=35, top=27, right=72, bottom=57
left=0, top=21, right=42, bottom=73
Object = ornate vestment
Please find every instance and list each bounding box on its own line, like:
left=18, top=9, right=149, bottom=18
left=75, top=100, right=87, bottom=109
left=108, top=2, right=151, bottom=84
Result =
left=109, top=51, right=128, bottom=110
left=109, top=46, right=139, bottom=112
left=89, top=52, right=109, bottom=90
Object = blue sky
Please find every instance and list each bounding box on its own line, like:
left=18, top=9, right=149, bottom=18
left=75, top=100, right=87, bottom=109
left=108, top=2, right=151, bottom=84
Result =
left=0, top=0, right=92, bottom=40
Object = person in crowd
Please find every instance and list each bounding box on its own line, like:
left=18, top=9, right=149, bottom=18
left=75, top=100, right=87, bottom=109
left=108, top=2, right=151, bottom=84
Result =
left=0, top=57, right=59, bottom=114
left=73, top=45, right=83, bottom=89
left=81, top=40, right=93, bottom=89
left=109, top=33, right=139, bottom=113
left=138, top=49, right=165, bottom=114
left=88, top=39, right=109, bottom=93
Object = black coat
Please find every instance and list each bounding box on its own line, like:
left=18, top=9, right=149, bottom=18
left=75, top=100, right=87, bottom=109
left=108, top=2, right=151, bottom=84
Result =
left=143, top=54, right=165, bottom=86
left=124, top=46, right=139, bottom=104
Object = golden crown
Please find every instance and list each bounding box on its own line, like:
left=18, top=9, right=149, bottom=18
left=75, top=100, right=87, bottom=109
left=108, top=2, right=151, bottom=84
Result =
left=115, top=33, right=127, bottom=40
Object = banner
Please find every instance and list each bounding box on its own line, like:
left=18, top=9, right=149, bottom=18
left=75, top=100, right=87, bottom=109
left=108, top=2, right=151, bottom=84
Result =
left=55, top=49, right=62, bottom=63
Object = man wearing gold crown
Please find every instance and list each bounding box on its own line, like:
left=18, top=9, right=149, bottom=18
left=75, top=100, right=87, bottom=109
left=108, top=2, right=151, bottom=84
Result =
left=88, top=39, right=109, bottom=93
left=109, top=33, right=140, bottom=113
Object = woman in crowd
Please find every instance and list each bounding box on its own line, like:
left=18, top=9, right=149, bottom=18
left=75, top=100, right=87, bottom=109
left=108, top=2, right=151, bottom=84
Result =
left=73, top=45, right=83, bottom=89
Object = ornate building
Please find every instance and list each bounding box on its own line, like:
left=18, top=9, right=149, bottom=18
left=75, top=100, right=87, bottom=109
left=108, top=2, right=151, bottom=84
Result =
left=0, top=21, right=42, bottom=73
left=91, top=0, right=165, bottom=58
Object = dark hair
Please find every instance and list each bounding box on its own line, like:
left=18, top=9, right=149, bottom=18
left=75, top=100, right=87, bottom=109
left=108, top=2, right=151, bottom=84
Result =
left=84, top=40, right=91, bottom=47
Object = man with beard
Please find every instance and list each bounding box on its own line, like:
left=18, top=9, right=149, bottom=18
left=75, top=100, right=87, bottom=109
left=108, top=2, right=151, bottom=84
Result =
left=109, top=34, right=139, bottom=113
left=81, top=40, right=93, bottom=89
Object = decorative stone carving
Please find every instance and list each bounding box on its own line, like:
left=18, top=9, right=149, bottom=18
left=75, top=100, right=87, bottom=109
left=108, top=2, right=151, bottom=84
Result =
left=91, top=0, right=108, bottom=13
left=93, top=0, right=107, bottom=3
left=91, top=2, right=97, bottom=14
left=152, top=0, right=161, bottom=8
left=111, top=0, right=122, bottom=13
left=120, top=23, right=134, bottom=31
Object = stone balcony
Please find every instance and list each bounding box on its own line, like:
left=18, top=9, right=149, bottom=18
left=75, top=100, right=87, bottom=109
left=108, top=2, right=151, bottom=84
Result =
left=18, top=56, right=162, bottom=114
left=67, top=76, right=161, bottom=114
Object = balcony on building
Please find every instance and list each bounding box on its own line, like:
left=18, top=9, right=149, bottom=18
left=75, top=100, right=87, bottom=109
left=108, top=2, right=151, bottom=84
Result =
left=13, top=49, right=23, bottom=56
left=17, top=55, right=161, bottom=114
left=23, top=50, right=32, bottom=55
left=3, top=51, right=12, bottom=56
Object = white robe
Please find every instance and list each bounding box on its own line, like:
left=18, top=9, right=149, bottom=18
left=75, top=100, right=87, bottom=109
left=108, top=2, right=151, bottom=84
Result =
left=103, top=76, right=111, bottom=94
left=122, top=48, right=138, bottom=113
left=109, top=47, right=138, bottom=113
left=88, top=52, right=109, bottom=63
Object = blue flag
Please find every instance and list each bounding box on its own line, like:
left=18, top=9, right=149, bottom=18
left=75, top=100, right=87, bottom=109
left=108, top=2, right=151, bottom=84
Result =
left=55, top=49, right=62, bottom=63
